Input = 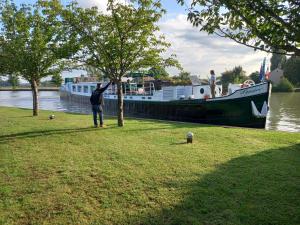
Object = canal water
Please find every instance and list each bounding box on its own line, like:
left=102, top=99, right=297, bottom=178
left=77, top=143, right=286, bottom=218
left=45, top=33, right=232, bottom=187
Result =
left=0, top=91, right=299, bottom=132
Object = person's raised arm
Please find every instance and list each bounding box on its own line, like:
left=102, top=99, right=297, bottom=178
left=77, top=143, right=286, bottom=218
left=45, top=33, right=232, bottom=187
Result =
left=99, top=81, right=112, bottom=93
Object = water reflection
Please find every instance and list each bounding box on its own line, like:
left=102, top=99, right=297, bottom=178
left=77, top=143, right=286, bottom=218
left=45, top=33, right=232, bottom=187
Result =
left=266, top=93, right=300, bottom=132
left=0, top=91, right=91, bottom=114
left=0, top=91, right=299, bottom=132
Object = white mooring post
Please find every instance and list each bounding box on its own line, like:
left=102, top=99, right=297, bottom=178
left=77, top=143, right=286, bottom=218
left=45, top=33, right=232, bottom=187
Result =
left=187, top=132, right=194, bottom=144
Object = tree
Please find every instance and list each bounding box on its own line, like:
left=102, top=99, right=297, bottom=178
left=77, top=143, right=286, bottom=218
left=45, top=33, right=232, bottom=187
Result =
left=63, top=0, right=179, bottom=126
left=283, top=56, right=300, bottom=87
left=177, top=0, right=300, bottom=56
left=8, top=74, right=19, bottom=89
left=51, top=73, right=63, bottom=87
left=0, top=0, right=79, bottom=116
left=172, top=71, right=191, bottom=85
left=148, top=66, right=169, bottom=80
left=221, top=66, right=247, bottom=92
left=85, top=65, right=105, bottom=81
left=249, top=71, right=260, bottom=84
left=272, top=77, right=294, bottom=92
left=178, top=71, right=190, bottom=81
left=270, top=52, right=287, bottom=71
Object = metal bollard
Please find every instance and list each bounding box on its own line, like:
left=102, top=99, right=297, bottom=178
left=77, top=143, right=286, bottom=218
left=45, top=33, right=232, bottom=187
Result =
left=186, top=132, right=194, bottom=144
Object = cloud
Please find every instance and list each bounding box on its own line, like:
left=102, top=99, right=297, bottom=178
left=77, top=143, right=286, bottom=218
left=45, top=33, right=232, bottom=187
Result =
left=75, top=0, right=108, bottom=11
left=159, top=14, right=268, bottom=77
left=63, top=2, right=269, bottom=79
left=75, top=0, right=127, bottom=11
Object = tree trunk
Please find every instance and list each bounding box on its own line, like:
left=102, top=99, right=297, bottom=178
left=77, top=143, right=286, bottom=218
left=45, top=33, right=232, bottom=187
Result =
left=117, top=81, right=124, bottom=127
left=31, top=79, right=39, bottom=116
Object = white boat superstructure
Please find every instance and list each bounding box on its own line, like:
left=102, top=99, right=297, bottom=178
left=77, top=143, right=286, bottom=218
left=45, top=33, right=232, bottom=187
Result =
left=61, top=81, right=223, bottom=102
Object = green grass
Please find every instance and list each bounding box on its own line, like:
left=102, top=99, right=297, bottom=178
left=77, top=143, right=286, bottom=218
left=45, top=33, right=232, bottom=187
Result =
left=0, top=107, right=299, bottom=225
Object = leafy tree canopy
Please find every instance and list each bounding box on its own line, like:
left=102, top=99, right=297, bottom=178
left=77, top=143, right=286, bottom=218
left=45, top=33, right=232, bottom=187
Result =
left=51, top=74, right=63, bottom=87
left=8, top=74, right=19, bottom=88
left=178, top=71, right=191, bottom=81
left=63, top=0, right=180, bottom=126
left=249, top=71, right=260, bottom=84
left=0, top=0, right=79, bottom=115
left=283, top=56, right=300, bottom=87
left=148, top=67, right=170, bottom=80
left=270, top=51, right=287, bottom=71
left=85, top=65, right=105, bottom=80
left=273, top=77, right=294, bottom=92
left=177, top=0, right=300, bottom=56
left=221, top=66, right=247, bottom=92
left=172, top=71, right=191, bottom=85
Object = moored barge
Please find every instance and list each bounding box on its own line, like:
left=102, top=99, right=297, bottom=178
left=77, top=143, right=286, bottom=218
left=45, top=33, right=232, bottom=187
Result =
left=60, top=79, right=271, bottom=128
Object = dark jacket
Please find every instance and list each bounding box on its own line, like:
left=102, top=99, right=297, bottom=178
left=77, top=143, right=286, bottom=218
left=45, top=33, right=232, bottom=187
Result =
left=90, top=82, right=111, bottom=105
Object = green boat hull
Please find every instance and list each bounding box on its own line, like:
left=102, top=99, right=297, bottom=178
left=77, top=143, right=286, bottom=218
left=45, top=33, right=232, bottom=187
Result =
left=60, top=83, right=270, bottom=128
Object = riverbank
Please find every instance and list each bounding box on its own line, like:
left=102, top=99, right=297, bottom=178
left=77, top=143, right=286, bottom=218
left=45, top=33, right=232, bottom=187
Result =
left=0, top=107, right=299, bottom=225
left=0, top=87, right=59, bottom=91
left=294, top=87, right=300, bottom=92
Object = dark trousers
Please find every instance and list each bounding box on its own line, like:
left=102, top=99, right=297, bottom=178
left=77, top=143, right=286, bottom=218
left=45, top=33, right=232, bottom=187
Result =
left=92, top=105, right=103, bottom=126
left=210, top=84, right=216, bottom=98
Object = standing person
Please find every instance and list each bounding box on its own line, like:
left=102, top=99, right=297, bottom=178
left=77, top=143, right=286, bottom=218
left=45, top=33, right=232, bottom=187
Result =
left=210, top=70, right=216, bottom=98
left=90, top=81, right=112, bottom=127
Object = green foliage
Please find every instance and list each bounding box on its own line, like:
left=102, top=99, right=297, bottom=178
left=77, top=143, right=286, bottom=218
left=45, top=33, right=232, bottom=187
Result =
left=7, top=74, right=19, bottom=88
left=51, top=74, right=63, bottom=87
left=63, top=0, right=180, bottom=126
left=178, top=71, right=191, bottom=81
left=172, top=71, right=191, bottom=85
left=270, top=52, right=287, bottom=71
left=85, top=65, right=104, bottom=80
left=249, top=71, right=260, bottom=84
left=177, top=0, right=300, bottom=56
left=63, top=0, right=178, bottom=80
left=221, top=66, right=247, bottom=91
left=283, top=56, right=300, bottom=87
left=0, top=0, right=79, bottom=115
left=1, top=107, right=299, bottom=225
left=148, top=67, right=169, bottom=80
left=273, top=77, right=294, bottom=92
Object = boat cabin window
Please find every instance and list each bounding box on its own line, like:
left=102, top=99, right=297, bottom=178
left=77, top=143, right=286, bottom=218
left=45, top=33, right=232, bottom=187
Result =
left=77, top=86, right=82, bottom=92
left=83, top=86, right=89, bottom=93
left=90, top=86, right=96, bottom=93
left=72, top=85, right=76, bottom=92
left=200, top=88, right=204, bottom=94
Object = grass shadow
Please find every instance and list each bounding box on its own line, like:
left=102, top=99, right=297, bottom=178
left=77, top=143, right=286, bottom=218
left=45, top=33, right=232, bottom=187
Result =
left=170, top=141, right=187, bottom=145
left=127, top=144, right=300, bottom=225
left=0, top=126, right=117, bottom=143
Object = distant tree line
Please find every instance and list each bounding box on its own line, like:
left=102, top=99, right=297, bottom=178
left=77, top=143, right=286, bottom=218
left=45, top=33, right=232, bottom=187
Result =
left=217, top=53, right=300, bottom=93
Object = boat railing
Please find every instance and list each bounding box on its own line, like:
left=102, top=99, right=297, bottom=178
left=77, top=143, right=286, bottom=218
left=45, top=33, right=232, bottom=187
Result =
left=106, top=82, right=156, bottom=96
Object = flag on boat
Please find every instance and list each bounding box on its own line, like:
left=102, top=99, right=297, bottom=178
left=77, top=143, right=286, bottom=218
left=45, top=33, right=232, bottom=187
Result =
left=259, top=57, right=266, bottom=82
left=265, top=66, right=271, bottom=80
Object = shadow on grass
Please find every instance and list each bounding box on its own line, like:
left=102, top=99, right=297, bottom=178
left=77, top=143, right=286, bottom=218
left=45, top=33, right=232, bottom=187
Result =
left=0, top=127, right=116, bottom=143
left=128, top=144, right=300, bottom=225
left=170, top=141, right=187, bottom=145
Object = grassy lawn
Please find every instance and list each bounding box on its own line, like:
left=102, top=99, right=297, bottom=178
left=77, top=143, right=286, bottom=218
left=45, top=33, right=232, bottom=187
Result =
left=0, top=107, right=299, bottom=225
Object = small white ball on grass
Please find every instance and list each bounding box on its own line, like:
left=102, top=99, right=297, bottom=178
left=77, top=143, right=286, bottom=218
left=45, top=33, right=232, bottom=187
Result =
left=49, top=114, right=55, bottom=120
left=187, top=131, right=194, bottom=144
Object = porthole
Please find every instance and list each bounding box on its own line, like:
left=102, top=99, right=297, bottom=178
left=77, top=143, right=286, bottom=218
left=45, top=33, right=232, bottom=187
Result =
left=200, top=88, right=204, bottom=94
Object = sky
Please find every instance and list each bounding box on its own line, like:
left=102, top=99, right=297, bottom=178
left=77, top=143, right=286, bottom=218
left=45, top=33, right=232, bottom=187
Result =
left=12, top=0, right=270, bottom=79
